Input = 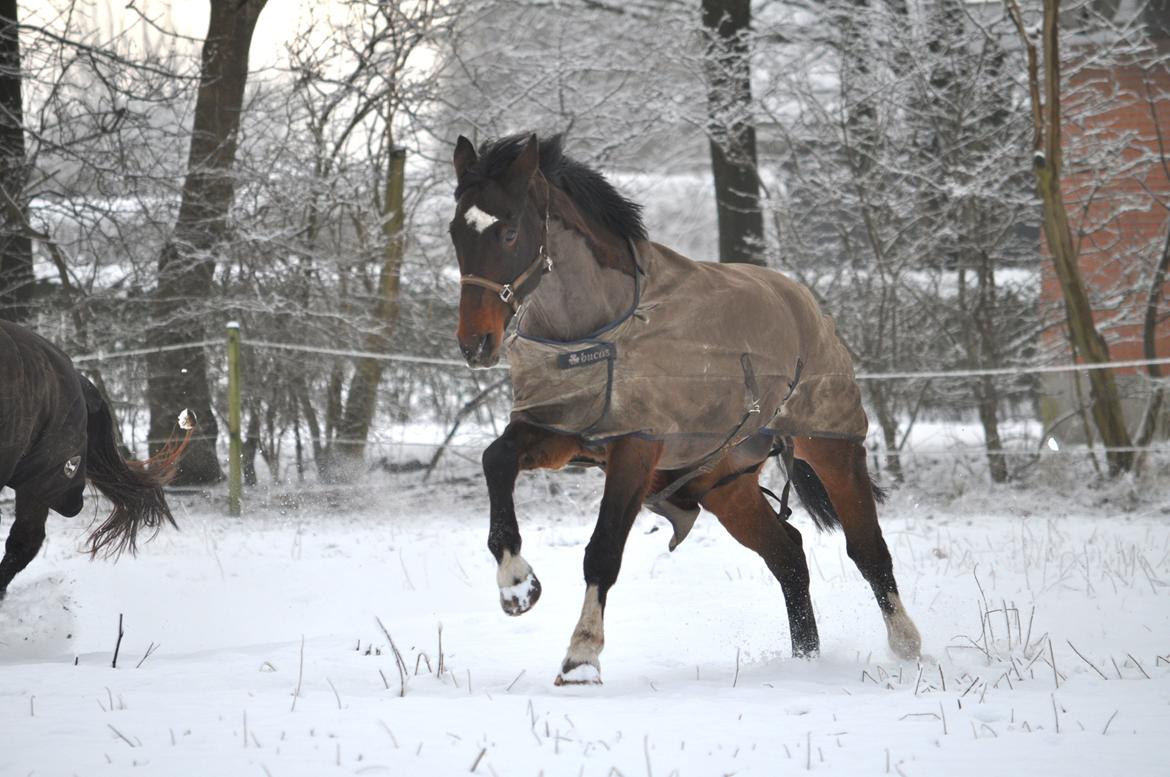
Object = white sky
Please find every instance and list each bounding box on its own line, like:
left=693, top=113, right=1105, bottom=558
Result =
left=23, top=0, right=331, bottom=69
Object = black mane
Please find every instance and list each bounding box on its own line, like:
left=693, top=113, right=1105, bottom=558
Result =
left=454, top=133, right=647, bottom=241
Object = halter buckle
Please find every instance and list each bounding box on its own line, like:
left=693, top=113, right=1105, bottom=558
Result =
left=499, top=285, right=515, bottom=304
left=542, top=251, right=553, bottom=272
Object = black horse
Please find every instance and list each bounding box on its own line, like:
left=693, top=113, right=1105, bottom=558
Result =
left=0, top=320, right=191, bottom=600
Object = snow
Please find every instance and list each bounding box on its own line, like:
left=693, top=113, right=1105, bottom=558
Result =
left=2, top=465, right=1169, bottom=776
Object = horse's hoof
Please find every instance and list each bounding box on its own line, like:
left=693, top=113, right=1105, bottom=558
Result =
left=499, top=572, right=541, bottom=616
left=793, top=646, right=819, bottom=660
left=554, top=661, right=601, bottom=686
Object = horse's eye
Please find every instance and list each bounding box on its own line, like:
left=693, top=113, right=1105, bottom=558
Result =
left=503, top=227, right=518, bottom=245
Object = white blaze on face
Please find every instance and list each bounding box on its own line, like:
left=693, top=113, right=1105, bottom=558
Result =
left=464, top=204, right=499, bottom=234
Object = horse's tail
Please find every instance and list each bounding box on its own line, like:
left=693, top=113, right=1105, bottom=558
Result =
left=790, top=459, right=887, bottom=533
left=82, top=380, right=194, bottom=558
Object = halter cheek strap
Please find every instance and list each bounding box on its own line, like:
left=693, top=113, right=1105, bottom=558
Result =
left=460, top=179, right=554, bottom=312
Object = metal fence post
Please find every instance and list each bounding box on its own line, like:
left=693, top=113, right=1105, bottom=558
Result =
left=226, top=321, right=242, bottom=516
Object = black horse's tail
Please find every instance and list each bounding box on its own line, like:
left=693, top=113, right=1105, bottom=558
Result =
left=82, top=381, right=193, bottom=558
left=790, top=458, right=887, bottom=533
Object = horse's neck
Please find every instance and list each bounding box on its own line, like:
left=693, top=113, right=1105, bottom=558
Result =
left=518, top=218, right=636, bottom=342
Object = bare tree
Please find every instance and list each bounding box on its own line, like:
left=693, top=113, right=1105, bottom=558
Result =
left=0, top=0, right=32, bottom=321
left=1006, top=0, right=1136, bottom=475
left=701, top=0, right=764, bottom=265
left=145, top=0, right=268, bottom=485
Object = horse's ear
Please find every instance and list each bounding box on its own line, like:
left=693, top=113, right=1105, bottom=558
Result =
left=502, top=133, right=539, bottom=199
left=454, top=135, right=477, bottom=181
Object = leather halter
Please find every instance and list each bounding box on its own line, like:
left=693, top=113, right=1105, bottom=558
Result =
left=459, top=179, right=554, bottom=312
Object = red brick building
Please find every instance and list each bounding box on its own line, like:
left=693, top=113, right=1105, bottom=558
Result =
left=1040, top=38, right=1170, bottom=442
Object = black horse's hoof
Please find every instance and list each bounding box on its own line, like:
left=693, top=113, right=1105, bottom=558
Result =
left=499, top=572, right=541, bottom=616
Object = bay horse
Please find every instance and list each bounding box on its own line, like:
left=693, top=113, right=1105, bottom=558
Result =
left=0, top=320, right=191, bottom=601
left=448, top=133, right=920, bottom=684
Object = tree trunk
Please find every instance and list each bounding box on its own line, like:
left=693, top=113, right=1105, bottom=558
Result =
left=145, top=0, right=267, bottom=485
left=868, top=383, right=905, bottom=483
left=701, top=0, right=764, bottom=265
left=334, top=146, right=407, bottom=475
left=242, top=405, right=260, bottom=487
left=1133, top=220, right=1170, bottom=471
left=0, top=0, right=32, bottom=322
left=1008, top=0, right=1134, bottom=475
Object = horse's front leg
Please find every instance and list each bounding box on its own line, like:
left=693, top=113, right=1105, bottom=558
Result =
left=556, top=437, right=662, bottom=685
left=483, top=422, right=584, bottom=616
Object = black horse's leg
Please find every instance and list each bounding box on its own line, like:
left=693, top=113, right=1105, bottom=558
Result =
left=794, top=437, right=921, bottom=660
left=0, top=491, right=50, bottom=601
left=700, top=470, right=820, bottom=657
left=483, top=422, right=583, bottom=616
left=556, top=437, right=661, bottom=685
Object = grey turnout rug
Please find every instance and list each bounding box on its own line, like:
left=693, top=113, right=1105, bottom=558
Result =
left=505, top=240, right=867, bottom=472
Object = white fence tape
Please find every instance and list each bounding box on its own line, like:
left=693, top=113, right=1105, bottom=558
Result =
left=68, top=337, right=1170, bottom=381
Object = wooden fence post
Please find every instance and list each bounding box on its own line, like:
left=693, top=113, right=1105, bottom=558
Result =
left=226, top=321, right=242, bottom=516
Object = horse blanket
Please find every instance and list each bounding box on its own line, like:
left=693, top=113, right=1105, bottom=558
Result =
left=505, top=241, right=867, bottom=471
left=0, top=320, right=92, bottom=517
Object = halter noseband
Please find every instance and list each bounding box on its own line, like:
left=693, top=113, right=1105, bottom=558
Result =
left=459, top=178, right=554, bottom=312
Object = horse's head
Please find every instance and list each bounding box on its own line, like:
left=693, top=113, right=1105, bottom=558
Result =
left=449, top=133, right=549, bottom=368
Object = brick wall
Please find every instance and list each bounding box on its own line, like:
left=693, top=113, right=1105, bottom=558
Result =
left=1040, top=57, right=1170, bottom=374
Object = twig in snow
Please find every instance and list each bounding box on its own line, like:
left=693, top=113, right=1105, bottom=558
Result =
left=415, top=652, right=432, bottom=676
left=1126, top=652, right=1151, bottom=679
left=1051, top=694, right=1060, bottom=734
left=327, top=677, right=342, bottom=709
left=733, top=648, right=741, bottom=688
left=375, top=617, right=408, bottom=697
left=1102, top=710, right=1119, bottom=735
left=136, top=642, right=159, bottom=669
left=111, top=614, right=125, bottom=669
left=470, top=747, right=487, bottom=772
left=108, top=723, right=137, bottom=748
left=378, top=720, right=399, bottom=749
left=291, top=636, right=305, bottom=712
left=644, top=734, right=653, bottom=777
left=506, top=669, right=525, bottom=692
left=1049, top=639, right=1060, bottom=689
left=437, top=623, right=445, bottom=676
left=1066, top=640, right=1108, bottom=680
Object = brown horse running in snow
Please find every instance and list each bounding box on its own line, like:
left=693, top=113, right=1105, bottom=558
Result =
left=447, top=133, right=920, bottom=684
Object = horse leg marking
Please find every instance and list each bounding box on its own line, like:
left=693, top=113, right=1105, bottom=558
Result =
left=497, top=549, right=542, bottom=616
left=553, top=438, right=659, bottom=685
left=555, top=584, right=604, bottom=685
left=882, top=592, right=921, bottom=661
left=793, top=437, right=922, bottom=660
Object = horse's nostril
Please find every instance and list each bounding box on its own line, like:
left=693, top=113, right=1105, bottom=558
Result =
left=477, top=334, right=494, bottom=361
left=460, top=341, right=476, bottom=362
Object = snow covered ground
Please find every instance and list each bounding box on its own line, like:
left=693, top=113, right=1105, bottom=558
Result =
left=2, top=461, right=1168, bottom=776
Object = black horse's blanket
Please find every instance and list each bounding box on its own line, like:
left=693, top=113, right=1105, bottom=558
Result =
left=0, top=321, right=93, bottom=517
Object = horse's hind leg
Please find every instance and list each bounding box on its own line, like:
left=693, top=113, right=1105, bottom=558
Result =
left=700, top=472, right=820, bottom=657
left=482, top=422, right=585, bottom=616
left=0, top=491, right=50, bottom=601
left=793, top=437, right=921, bottom=660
